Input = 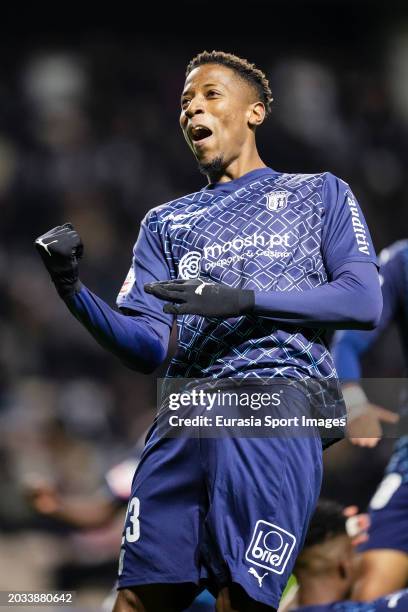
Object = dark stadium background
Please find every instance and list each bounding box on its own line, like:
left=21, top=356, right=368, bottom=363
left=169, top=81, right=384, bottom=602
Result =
left=1, top=1, right=407, bottom=607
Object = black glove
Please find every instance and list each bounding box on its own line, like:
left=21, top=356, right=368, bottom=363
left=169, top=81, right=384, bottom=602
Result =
left=34, top=223, right=83, bottom=299
left=144, top=278, right=255, bottom=317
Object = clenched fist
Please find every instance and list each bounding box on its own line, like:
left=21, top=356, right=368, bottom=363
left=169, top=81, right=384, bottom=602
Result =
left=35, top=223, right=83, bottom=298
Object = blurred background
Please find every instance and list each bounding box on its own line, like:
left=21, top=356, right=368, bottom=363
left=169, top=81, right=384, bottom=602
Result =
left=1, top=1, right=408, bottom=608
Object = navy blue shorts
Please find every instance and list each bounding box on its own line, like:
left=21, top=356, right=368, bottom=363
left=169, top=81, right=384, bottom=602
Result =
left=360, top=436, right=408, bottom=555
left=117, top=386, right=323, bottom=608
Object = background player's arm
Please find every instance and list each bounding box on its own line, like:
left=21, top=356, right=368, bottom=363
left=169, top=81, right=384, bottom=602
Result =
left=35, top=216, right=172, bottom=374
left=25, top=454, right=139, bottom=530
left=25, top=480, right=121, bottom=529
left=331, top=246, right=401, bottom=445
left=332, top=244, right=401, bottom=374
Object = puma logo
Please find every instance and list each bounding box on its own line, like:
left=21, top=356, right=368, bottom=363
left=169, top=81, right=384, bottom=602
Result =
left=194, top=280, right=212, bottom=295
left=386, top=591, right=404, bottom=608
left=248, top=567, right=268, bottom=588
left=35, top=237, right=58, bottom=256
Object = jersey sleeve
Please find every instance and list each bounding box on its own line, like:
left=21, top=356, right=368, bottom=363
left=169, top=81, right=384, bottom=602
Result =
left=377, top=243, right=404, bottom=328
left=321, top=173, right=378, bottom=275
left=331, top=243, right=403, bottom=379
left=116, top=211, right=173, bottom=328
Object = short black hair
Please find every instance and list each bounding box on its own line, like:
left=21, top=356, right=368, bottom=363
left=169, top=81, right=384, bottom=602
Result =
left=186, top=50, right=273, bottom=116
left=303, top=499, right=346, bottom=550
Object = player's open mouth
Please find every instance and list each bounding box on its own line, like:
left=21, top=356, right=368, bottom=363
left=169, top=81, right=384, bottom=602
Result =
left=189, top=125, right=213, bottom=144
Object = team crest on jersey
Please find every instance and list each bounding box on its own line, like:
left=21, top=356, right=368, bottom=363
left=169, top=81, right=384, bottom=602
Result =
left=265, top=191, right=289, bottom=211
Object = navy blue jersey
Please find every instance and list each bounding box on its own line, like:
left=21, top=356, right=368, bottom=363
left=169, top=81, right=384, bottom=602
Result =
left=371, top=241, right=408, bottom=366
left=385, top=436, right=408, bottom=482
left=378, top=241, right=408, bottom=362
left=375, top=242, right=408, bottom=480
left=333, top=240, right=408, bottom=381
left=333, top=242, right=408, bottom=552
left=297, top=589, right=408, bottom=611
left=333, top=240, right=408, bottom=476
left=117, top=168, right=376, bottom=380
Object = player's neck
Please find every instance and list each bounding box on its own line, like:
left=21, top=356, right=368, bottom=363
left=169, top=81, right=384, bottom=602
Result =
left=207, top=150, right=266, bottom=184
left=297, top=576, right=346, bottom=607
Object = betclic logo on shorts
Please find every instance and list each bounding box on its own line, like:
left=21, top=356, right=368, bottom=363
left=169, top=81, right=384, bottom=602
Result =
left=245, top=520, right=296, bottom=575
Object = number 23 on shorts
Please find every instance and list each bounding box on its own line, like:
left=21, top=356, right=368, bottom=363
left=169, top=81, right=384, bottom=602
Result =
left=126, top=496, right=141, bottom=543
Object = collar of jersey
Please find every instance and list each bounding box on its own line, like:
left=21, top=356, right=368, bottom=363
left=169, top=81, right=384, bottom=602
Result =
left=203, top=167, right=278, bottom=194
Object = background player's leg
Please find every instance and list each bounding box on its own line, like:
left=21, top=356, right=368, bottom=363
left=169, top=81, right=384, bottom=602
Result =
left=113, top=583, right=199, bottom=612
left=216, top=587, right=238, bottom=612
left=352, top=550, right=408, bottom=601
left=114, top=588, right=145, bottom=612
left=216, top=585, right=276, bottom=611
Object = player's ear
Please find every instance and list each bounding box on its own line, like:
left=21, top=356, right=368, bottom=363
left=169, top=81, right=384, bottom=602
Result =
left=247, top=101, right=265, bottom=129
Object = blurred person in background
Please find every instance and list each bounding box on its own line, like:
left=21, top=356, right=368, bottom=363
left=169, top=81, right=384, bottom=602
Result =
left=34, top=47, right=381, bottom=612
left=332, top=240, right=408, bottom=600
left=25, top=433, right=215, bottom=611
left=279, top=499, right=408, bottom=611
left=24, top=438, right=143, bottom=531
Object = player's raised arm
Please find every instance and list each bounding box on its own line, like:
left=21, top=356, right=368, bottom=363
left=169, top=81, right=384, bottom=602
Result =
left=34, top=217, right=172, bottom=374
